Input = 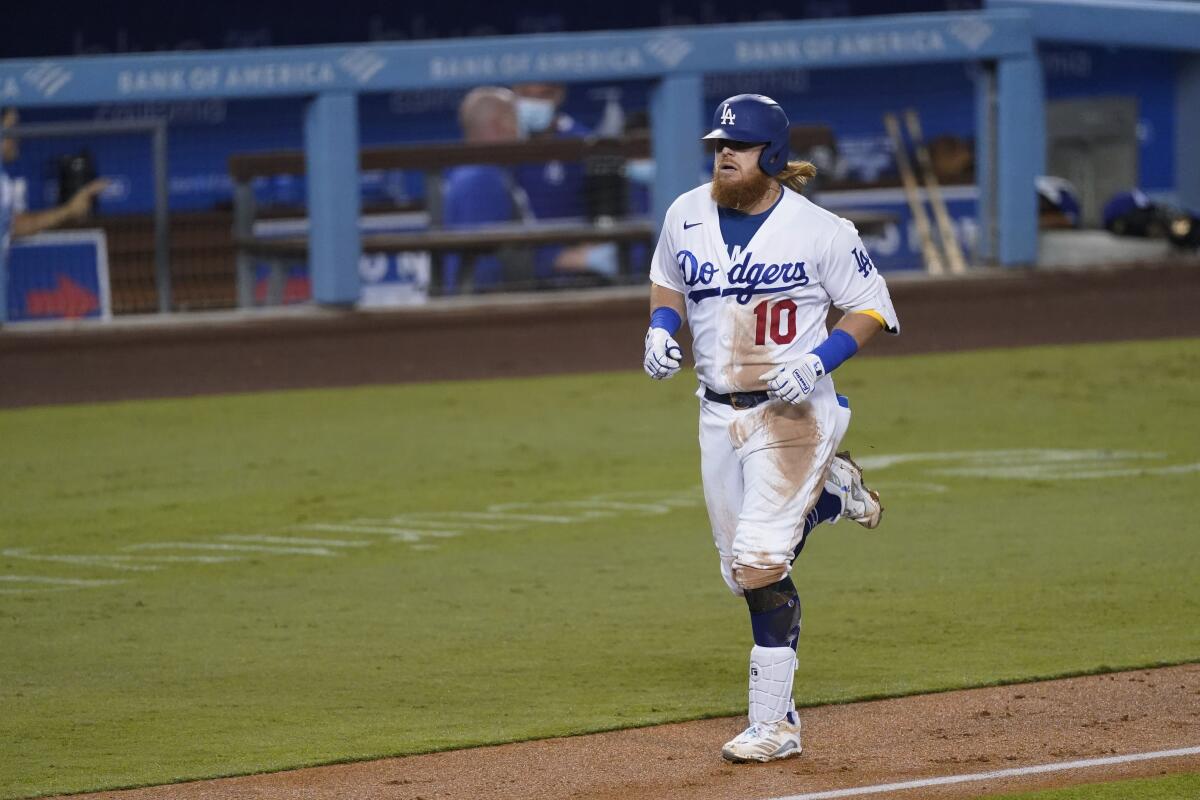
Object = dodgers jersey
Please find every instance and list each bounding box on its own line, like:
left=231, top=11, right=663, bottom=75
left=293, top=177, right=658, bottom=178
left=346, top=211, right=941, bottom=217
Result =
left=649, top=183, right=899, bottom=397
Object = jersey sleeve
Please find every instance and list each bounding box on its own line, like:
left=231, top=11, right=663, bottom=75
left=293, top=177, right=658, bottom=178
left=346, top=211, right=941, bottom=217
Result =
left=648, top=207, right=685, bottom=294
left=820, top=219, right=900, bottom=334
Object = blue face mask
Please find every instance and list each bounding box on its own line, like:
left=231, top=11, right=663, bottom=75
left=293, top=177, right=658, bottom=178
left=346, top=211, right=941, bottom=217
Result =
left=625, top=158, right=656, bottom=186
left=516, top=97, right=555, bottom=136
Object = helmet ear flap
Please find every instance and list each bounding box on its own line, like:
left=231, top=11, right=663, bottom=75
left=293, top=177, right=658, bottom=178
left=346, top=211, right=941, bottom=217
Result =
left=758, top=140, right=788, bottom=177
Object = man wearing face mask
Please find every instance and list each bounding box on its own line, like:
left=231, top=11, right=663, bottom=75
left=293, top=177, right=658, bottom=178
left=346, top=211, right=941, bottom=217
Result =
left=512, top=83, right=619, bottom=282
left=513, top=83, right=588, bottom=218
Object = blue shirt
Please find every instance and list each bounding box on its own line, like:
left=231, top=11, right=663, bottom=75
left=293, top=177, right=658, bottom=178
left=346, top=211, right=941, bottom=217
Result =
left=718, top=189, right=784, bottom=262
left=441, top=165, right=518, bottom=293
left=513, top=114, right=590, bottom=221
left=514, top=115, right=590, bottom=281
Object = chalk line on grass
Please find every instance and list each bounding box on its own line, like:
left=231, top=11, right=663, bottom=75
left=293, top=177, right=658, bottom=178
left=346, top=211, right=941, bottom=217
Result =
left=2, top=548, right=163, bottom=571
left=7, top=451, right=1195, bottom=597
left=0, top=489, right=703, bottom=594
left=2, top=548, right=244, bottom=571
left=220, top=534, right=371, bottom=548
left=856, top=449, right=1200, bottom=481
left=295, top=523, right=440, bottom=540
left=762, top=745, right=1200, bottom=800
left=0, top=574, right=127, bottom=593
left=125, top=541, right=339, bottom=557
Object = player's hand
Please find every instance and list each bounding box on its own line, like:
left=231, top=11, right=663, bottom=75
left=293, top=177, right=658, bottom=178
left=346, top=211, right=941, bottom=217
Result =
left=761, top=353, right=826, bottom=404
left=644, top=327, right=683, bottom=380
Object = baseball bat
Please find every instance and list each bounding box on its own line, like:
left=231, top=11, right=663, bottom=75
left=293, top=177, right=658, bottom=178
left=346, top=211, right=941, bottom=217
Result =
left=904, top=109, right=968, bottom=274
left=883, top=113, right=945, bottom=276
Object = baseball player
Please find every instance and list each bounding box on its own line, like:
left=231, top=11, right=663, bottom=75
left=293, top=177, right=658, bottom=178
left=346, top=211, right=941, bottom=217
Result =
left=643, top=94, right=899, bottom=762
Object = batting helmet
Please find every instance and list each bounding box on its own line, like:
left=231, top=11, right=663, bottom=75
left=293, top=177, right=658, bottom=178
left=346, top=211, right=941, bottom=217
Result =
left=702, top=94, right=791, bottom=176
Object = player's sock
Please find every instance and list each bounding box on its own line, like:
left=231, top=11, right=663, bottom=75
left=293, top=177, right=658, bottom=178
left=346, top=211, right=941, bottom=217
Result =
left=791, top=489, right=844, bottom=559
left=803, top=488, right=843, bottom=533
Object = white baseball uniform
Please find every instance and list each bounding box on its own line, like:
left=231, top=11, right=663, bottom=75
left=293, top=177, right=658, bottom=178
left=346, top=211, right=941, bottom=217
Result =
left=649, top=183, right=899, bottom=596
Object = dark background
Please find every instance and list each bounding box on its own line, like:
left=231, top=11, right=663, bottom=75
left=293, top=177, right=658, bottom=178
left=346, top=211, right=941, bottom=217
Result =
left=3, top=1, right=980, bottom=57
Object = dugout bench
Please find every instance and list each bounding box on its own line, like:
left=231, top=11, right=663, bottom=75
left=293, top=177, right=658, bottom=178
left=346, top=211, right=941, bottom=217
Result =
left=229, top=127, right=893, bottom=305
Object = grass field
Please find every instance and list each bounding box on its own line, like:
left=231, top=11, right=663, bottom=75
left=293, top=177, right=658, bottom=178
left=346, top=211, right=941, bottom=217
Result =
left=2, top=338, right=1199, bottom=798
left=997, top=772, right=1200, bottom=799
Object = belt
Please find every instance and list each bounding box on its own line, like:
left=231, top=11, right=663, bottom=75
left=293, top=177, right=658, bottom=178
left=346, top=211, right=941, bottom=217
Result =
left=704, top=387, right=772, bottom=410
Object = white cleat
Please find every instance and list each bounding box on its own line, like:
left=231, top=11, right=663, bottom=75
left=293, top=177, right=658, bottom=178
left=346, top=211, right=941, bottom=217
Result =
left=829, top=451, right=883, bottom=529
left=721, top=716, right=803, bottom=763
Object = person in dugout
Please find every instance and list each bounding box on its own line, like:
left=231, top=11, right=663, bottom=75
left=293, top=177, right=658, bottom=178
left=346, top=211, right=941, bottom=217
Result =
left=442, top=86, right=618, bottom=293
left=511, top=82, right=619, bottom=282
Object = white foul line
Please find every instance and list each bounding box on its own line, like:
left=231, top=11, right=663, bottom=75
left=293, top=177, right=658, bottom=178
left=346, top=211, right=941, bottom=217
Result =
left=764, top=746, right=1200, bottom=800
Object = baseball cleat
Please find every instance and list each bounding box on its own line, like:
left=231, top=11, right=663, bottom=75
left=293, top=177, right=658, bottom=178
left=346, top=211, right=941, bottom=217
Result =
left=721, top=716, right=803, bottom=763
left=830, top=451, right=883, bottom=529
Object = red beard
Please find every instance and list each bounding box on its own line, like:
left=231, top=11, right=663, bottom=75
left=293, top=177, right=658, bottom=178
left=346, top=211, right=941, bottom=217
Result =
left=710, top=162, right=774, bottom=211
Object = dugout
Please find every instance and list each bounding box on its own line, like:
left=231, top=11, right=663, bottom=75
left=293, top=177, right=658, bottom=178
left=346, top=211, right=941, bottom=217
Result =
left=0, top=10, right=1048, bottom=310
left=991, top=0, right=1200, bottom=222
left=10, top=6, right=1194, bottom=311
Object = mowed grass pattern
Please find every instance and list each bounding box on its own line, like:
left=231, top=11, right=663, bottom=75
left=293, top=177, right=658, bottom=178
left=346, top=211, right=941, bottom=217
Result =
left=1, top=339, right=1198, bottom=797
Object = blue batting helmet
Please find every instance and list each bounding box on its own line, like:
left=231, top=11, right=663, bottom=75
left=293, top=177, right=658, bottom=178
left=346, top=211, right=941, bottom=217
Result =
left=702, top=94, right=791, bottom=176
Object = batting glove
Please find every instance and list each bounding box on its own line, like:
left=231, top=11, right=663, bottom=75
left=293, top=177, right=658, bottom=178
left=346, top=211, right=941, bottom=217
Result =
left=761, top=353, right=826, bottom=404
left=644, top=327, right=683, bottom=380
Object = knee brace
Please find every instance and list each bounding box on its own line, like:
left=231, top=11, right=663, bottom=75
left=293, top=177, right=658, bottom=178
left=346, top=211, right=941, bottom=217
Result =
left=744, top=575, right=801, bottom=650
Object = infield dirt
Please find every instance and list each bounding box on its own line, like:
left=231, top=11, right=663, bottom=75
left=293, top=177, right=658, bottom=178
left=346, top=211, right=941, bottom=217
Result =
left=59, top=665, right=1200, bottom=800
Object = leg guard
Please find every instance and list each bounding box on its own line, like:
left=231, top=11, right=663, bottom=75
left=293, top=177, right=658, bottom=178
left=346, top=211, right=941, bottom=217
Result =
left=744, top=575, right=801, bottom=650
left=748, top=645, right=797, bottom=724
left=745, top=577, right=801, bottom=724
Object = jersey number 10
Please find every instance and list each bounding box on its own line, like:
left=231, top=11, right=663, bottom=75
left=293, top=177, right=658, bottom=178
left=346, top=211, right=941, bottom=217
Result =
left=753, top=299, right=798, bottom=345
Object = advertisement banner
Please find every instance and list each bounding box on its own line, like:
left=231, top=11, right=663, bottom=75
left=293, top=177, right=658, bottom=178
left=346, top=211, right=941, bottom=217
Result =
left=251, top=212, right=430, bottom=307
left=5, top=229, right=112, bottom=323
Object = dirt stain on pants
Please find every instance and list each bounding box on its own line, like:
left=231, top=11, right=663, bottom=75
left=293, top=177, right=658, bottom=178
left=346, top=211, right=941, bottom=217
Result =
left=729, top=400, right=825, bottom=507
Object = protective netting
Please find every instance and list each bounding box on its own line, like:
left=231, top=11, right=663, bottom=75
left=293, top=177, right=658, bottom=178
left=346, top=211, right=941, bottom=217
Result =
left=3, top=98, right=302, bottom=316
left=4, top=65, right=979, bottom=316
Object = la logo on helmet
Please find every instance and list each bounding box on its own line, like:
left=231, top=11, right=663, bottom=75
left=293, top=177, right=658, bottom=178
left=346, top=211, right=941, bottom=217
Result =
left=721, top=104, right=736, bottom=125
